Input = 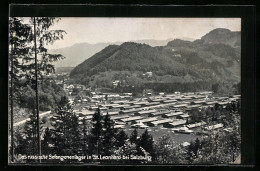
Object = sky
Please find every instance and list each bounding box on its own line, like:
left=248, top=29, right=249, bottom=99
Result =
left=45, top=18, right=241, bottom=49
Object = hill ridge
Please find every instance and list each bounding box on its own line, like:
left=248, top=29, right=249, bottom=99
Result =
left=69, top=28, right=240, bottom=94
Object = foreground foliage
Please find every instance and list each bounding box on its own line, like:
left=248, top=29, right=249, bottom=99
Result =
left=14, top=97, right=240, bottom=164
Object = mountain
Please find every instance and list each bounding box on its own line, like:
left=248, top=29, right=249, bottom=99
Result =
left=179, top=37, right=196, bottom=42
left=134, top=38, right=174, bottom=47
left=49, top=42, right=120, bottom=68
left=70, top=42, right=187, bottom=77
left=69, top=28, right=240, bottom=93
left=51, top=28, right=239, bottom=69
left=55, top=67, right=74, bottom=74
left=194, top=28, right=241, bottom=48
left=50, top=39, right=177, bottom=68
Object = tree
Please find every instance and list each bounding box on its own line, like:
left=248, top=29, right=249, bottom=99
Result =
left=214, top=103, right=222, bottom=111
left=130, top=128, right=138, bottom=144
left=8, top=18, right=28, bottom=105
left=30, top=17, right=66, bottom=78
left=231, top=102, right=237, bottom=112
left=9, top=18, right=34, bottom=161
left=192, top=115, right=241, bottom=164
left=115, top=129, right=128, bottom=148
left=81, top=118, right=88, bottom=158
left=212, top=83, right=219, bottom=94
left=233, top=82, right=241, bottom=94
left=186, top=141, right=194, bottom=163
left=154, top=134, right=176, bottom=163
left=114, top=140, right=138, bottom=164
left=226, top=103, right=233, bottom=113
left=9, top=17, right=66, bottom=161
left=14, top=113, right=41, bottom=162
left=237, top=101, right=241, bottom=114
left=193, top=138, right=200, bottom=157
left=50, top=96, right=82, bottom=158
left=9, top=17, right=66, bottom=106
left=41, top=127, right=53, bottom=155
left=188, top=109, right=202, bottom=123
left=102, top=112, right=115, bottom=155
left=88, top=108, right=103, bottom=155
left=31, top=18, right=66, bottom=158
left=138, top=129, right=154, bottom=157
left=72, top=87, right=80, bottom=96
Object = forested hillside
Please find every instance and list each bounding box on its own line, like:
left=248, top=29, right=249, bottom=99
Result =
left=70, top=28, right=241, bottom=94
left=50, top=39, right=175, bottom=68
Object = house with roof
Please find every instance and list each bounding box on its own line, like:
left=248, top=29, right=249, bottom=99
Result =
left=135, top=109, right=157, bottom=116
left=147, top=119, right=172, bottom=127
left=163, top=119, right=186, bottom=128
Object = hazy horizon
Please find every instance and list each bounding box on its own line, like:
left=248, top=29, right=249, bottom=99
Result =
left=43, top=18, right=241, bottom=50
left=52, top=38, right=175, bottom=50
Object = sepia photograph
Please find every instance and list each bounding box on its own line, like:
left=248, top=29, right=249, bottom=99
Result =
left=8, top=17, right=242, bottom=165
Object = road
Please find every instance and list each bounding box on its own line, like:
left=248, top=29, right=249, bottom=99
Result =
left=14, top=111, right=51, bottom=127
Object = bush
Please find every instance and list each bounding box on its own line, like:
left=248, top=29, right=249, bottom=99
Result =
left=41, top=116, right=48, bottom=124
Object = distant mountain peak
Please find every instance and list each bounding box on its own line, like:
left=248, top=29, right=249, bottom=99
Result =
left=198, top=28, right=241, bottom=48
left=208, top=28, right=232, bottom=33
left=121, top=41, right=150, bottom=47
left=178, top=37, right=195, bottom=42
left=166, top=39, right=193, bottom=47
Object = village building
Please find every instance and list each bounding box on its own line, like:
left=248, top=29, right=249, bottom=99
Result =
left=177, top=114, right=189, bottom=119
left=162, top=111, right=184, bottom=118
left=122, top=105, right=141, bottom=110
left=136, top=117, right=158, bottom=124
left=111, top=115, right=129, bottom=121
left=131, top=122, right=149, bottom=129
left=149, top=110, right=171, bottom=117
left=107, top=111, right=119, bottom=116
left=204, top=123, right=224, bottom=130
left=119, top=108, right=141, bottom=115
left=120, top=116, right=143, bottom=124
left=135, top=109, right=157, bottom=116
left=147, top=119, right=172, bottom=127
left=163, top=119, right=186, bottom=128
left=173, top=104, right=188, bottom=109
left=186, top=122, right=206, bottom=129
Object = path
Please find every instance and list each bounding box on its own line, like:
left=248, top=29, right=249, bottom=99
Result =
left=14, top=111, right=51, bottom=127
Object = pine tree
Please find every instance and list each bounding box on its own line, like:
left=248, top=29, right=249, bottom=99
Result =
left=186, top=141, right=194, bottom=163
left=231, top=102, right=237, bottom=112
left=193, top=138, right=200, bottom=157
left=82, top=118, right=88, bottom=157
left=50, top=96, right=82, bottom=157
left=9, top=18, right=34, bottom=161
left=9, top=17, right=66, bottom=106
left=88, top=108, right=103, bottom=155
left=138, top=129, right=154, bottom=156
left=115, top=129, right=128, bottom=148
left=102, top=112, right=115, bottom=155
left=226, top=103, right=233, bottom=113
left=29, top=17, right=66, bottom=79
left=15, top=113, right=41, bottom=163
left=9, top=17, right=66, bottom=161
left=41, top=127, right=52, bottom=155
left=130, top=128, right=138, bottom=144
left=9, top=17, right=33, bottom=99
